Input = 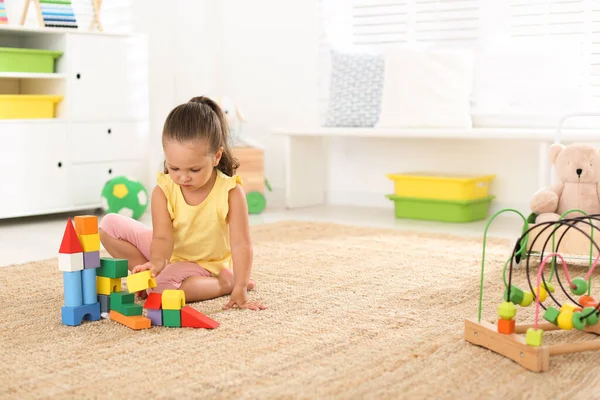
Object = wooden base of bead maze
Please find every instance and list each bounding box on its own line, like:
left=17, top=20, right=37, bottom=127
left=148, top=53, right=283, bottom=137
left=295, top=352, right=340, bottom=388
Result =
left=465, top=319, right=600, bottom=372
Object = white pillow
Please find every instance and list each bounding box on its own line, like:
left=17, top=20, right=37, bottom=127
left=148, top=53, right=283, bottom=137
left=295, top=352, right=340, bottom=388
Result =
left=376, top=46, right=476, bottom=129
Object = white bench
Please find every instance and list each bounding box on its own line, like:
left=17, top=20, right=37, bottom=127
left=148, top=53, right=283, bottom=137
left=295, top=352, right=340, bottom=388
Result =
left=272, top=126, right=600, bottom=209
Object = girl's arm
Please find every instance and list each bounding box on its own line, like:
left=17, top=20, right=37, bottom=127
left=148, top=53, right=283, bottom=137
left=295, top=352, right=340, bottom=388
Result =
left=132, top=186, right=174, bottom=277
left=224, top=184, right=265, bottom=310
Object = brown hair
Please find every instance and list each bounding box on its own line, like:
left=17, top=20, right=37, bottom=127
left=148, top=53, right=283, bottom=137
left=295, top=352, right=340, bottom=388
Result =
left=162, top=96, right=239, bottom=176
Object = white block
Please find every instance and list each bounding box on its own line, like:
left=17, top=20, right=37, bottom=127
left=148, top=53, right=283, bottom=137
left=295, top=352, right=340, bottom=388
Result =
left=58, top=253, right=84, bottom=272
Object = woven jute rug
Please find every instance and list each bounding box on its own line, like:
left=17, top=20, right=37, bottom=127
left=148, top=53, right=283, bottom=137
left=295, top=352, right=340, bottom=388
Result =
left=1, top=221, right=600, bottom=399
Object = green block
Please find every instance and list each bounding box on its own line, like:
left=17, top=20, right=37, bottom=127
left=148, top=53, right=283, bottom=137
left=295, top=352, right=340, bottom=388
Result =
left=163, top=309, right=181, bottom=327
left=504, top=286, right=524, bottom=304
left=109, top=291, right=140, bottom=315
left=98, top=258, right=129, bottom=278
left=543, top=306, right=560, bottom=325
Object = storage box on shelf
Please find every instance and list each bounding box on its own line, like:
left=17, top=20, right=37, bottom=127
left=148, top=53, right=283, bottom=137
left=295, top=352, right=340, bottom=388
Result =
left=0, top=26, right=149, bottom=219
left=385, top=172, right=496, bottom=222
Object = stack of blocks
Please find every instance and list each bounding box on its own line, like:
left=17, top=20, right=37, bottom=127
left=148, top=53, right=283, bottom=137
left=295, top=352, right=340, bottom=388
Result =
left=144, top=290, right=220, bottom=329
left=58, top=214, right=220, bottom=330
left=58, top=216, right=101, bottom=326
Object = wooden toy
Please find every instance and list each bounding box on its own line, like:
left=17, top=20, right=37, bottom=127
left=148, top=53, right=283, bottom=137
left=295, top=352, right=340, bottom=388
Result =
left=126, top=270, right=157, bottom=293
left=74, top=215, right=98, bottom=235
left=0, top=0, right=9, bottom=25
left=98, top=294, right=110, bottom=313
left=144, top=293, right=163, bottom=326
left=89, top=0, right=103, bottom=32
left=231, top=146, right=272, bottom=214
left=83, top=251, right=100, bottom=269
left=162, top=289, right=185, bottom=310
left=20, top=0, right=78, bottom=29
left=466, top=210, right=600, bottom=372
left=97, top=258, right=128, bottom=278
left=63, top=270, right=83, bottom=307
left=163, top=309, right=181, bottom=327
left=110, top=291, right=142, bottom=316
left=81, top=268, right=97, bottom=305
left=109, top=310, right=151, bottom=330
left=58, top=218, right=84, bottom=272
left=96, top=276, right=121, bottom=296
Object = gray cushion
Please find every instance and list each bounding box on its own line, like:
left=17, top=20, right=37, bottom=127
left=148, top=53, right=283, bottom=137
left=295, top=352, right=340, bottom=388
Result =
left=324, top=50, right=385, bottom=127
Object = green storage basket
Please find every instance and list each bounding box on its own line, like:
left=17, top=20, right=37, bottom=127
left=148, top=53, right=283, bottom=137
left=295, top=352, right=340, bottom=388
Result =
left=0, top=47, right=63, bottom=73
left=386, top=194, right=495, bottom=223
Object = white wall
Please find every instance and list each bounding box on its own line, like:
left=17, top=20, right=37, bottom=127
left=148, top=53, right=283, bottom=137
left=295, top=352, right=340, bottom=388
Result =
left=131, top=0, right=553, bottom=214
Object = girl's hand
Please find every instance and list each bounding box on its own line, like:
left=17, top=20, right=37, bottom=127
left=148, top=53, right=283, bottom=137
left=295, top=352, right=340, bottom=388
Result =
left=132, top=260, right=165, bottom=278
left=223, top=285, right=266, bottom=311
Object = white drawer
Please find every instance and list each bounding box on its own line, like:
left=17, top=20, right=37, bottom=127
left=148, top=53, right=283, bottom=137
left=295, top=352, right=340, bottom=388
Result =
left=69, top=122, right=148, bottom=163
left=70, top=161, right=147, bottom=205
left=0, top=123, right=70, bottom=216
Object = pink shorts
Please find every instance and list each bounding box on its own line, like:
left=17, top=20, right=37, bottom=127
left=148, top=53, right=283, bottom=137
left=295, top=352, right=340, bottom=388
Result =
left=99, top=213, right=212, bottom=293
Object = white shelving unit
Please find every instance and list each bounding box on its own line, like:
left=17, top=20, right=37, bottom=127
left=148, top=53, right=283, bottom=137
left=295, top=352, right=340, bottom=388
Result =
left=0, top=25, right=150, bottom=219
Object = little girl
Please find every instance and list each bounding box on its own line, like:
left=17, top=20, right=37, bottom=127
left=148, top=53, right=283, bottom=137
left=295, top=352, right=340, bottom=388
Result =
left=99, top=96, right=266, bottom=311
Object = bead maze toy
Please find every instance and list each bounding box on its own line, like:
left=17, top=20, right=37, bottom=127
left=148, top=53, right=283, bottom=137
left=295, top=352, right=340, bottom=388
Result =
left=465, top=209, right=600, bottom=372
left=58, top=215, right=219, bottom=330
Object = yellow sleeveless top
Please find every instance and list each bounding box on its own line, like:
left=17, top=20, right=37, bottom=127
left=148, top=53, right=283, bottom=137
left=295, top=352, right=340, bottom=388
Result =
left=156, top=169, right=242, bottom=276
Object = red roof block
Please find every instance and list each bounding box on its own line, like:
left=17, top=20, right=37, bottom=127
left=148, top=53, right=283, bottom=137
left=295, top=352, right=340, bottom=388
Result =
left=143, top=292, right=162, bottom=310
left=59, top=218, right=84, bottom=254
left=181, top=305, right=219, bottom=329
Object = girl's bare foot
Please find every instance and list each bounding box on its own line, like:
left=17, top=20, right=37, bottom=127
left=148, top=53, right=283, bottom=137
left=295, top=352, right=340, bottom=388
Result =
left=248, top=279, right=256, bottom=291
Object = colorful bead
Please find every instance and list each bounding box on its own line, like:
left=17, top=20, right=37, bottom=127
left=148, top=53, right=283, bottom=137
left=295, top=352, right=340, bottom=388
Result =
left=498, top=301, right=517, bottom=320
left=584, top=307, right=599, bottom=326
left=520, top=291, right=534, bottom=307
left=544, top=306, right=560, bottom=325
left=570, top=277, right=588, bottom=296
left=504, top=286, right=524, bottom=304
left=557, top=311, right=574, bottom=330
left=526, top=328, right=543, bottom=347
left=497, top=318, right=516, bottom=334
left=533, top=286, right=547, bottom=302
left=572, top=311, right=587, bottom=331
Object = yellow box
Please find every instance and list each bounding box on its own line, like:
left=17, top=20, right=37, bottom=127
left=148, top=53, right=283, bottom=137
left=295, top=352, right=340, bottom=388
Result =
left=78, top=233, right=100, bottom=252
left=0, top=95, right=63, bottom=119
left=126, top=270, right=157, bottom=293
left=97, top=276, right=122, bottom=295
left=386, top=172, right=495, bottom=201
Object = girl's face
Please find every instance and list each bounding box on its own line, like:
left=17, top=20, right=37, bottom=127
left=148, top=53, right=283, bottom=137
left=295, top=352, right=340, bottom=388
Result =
left=163, top=139, right=222, bottom=191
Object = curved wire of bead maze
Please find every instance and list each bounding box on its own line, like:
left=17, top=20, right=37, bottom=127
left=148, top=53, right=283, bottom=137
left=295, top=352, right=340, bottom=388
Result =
left=465, top=209, right=600, bottom=372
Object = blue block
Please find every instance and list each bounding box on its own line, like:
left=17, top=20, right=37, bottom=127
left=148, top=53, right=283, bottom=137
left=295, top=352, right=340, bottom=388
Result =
left=63, top=270, right=82, bottom=307
left=61, top=302, right=101, bottom=326
left=81, top=268, right=97, bottom=305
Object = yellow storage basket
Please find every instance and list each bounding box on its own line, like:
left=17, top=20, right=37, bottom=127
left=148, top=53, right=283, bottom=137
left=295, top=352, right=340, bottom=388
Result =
left=386, top=172, right=496, bottom=201
left=0, top=95, right=63, bottom=119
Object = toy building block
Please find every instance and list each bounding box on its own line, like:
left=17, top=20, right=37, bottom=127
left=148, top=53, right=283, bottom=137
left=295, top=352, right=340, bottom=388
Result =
left=83, top=251, right=101, bottom=269
left=98, top=294, right=110, bottom=313
left=109, top=310, right=151, bottom=330
left=81, top=268, right=97, bottom=305
left=146, top=309, right=163, bottom=326
left=97, top=276, right=121, bottom=296
left=63, top=270, right=83, bottom=307
left=78, top=233, right=100, bottom=252
left=526, top=328, right=544, bottom=347
left=110, top=291, right=142, bottom=316
left=58, top=253, right=84, bottom=272
left=162, top=289, right=185, bottom=310
left=59, top=218, right=84, bottom=254
left=126, top=270, right=157, bottom=293
left=74, top=215, right=98, bottom=235
left=98, top=258, right=128, bottom=278
left=163, top=309, right=181, bottom=327
left=181, top=306, right=220, bottom=329
left=62, top=302, right=101, bottom=326
left=143, top=292, right=163, bottom=326
left=497, top=318, right=516, bottom=334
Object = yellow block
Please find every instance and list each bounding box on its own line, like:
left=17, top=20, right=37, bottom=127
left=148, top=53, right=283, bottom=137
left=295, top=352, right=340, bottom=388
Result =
left=78, top=233, right=100, bottom=252
left=162, top=289, right=186, bottom=310
left=97, top=276, right=122, bottom=295
left=386, top=172, right=496, bottom=201
left=126, top=270, right=157, bottom=293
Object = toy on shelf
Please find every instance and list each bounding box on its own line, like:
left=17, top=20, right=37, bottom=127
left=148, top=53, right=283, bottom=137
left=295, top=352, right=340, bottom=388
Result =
left=58, top=214, right=220, bottom=330
left=20, top=0, right=78, bottom=29
left=213, top=96, right=272, bottom=214
left=465, top=209, right=600, bottom=372
left=89, top=0, right=102, bottom=32
left=0, top=0, right=8, bottom=24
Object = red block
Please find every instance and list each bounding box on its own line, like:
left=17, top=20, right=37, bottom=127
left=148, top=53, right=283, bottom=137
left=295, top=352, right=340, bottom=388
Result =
left=181, top=305, right=219, bottom=329
left=144, top=292, right=162, bottom=310
left=59, top=218, right=84, bottom=254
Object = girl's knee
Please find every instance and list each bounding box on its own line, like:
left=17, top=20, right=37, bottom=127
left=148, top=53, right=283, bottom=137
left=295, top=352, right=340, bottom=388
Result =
left=218, top=268, right=235, bottom=294
left=99, top=213, right=123, bottom=238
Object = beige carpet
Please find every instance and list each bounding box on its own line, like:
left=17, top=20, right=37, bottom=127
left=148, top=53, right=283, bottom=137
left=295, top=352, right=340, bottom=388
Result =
left=2, top=221, right=600, bottom=399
